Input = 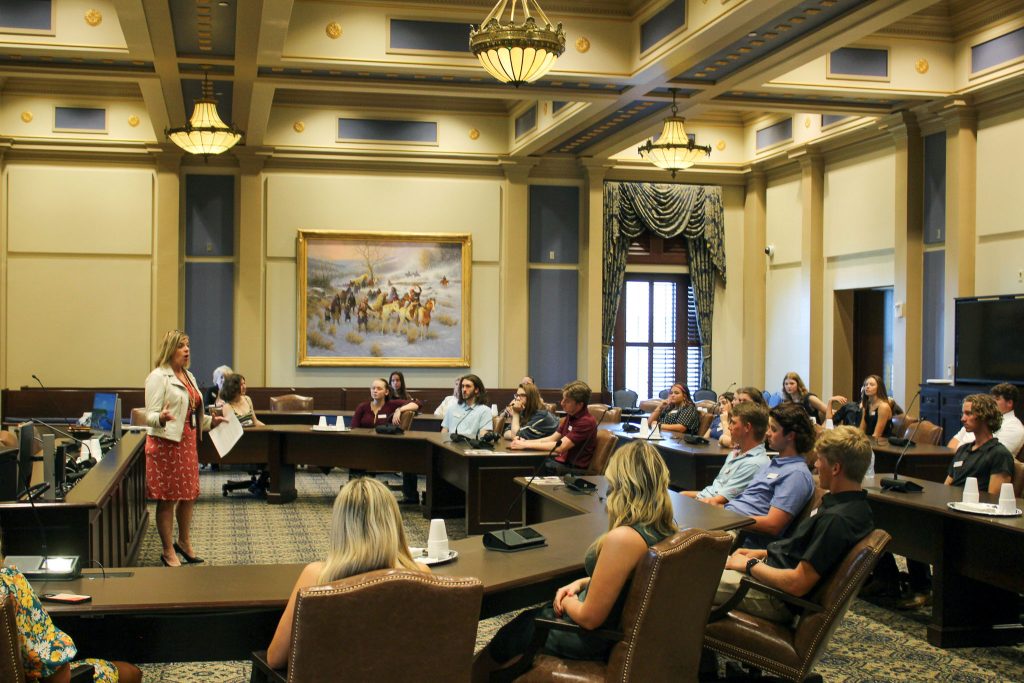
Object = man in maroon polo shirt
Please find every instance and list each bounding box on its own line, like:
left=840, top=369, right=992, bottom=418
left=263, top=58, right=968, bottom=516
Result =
left=509, top=380, right=597, bottom=474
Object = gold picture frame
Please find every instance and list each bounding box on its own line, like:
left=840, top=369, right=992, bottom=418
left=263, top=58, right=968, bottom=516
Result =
left=297, top=230, right=471, bottom=367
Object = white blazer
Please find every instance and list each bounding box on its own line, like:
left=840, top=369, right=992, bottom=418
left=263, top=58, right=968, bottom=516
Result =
left=144, top=365, right=212, bottom=443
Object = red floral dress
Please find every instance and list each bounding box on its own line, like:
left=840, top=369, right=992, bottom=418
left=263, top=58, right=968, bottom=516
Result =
left=145, top=379, right=201, bottom=501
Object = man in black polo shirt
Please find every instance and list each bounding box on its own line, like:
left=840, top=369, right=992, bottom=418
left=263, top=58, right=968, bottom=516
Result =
left=945, top=393, right=1014, bottom=493
left=509, top=380, right=597, bottom=474
left=713, top=426, right=874, bottom=623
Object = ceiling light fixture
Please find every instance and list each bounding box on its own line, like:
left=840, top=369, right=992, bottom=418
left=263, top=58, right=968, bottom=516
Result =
left=469, top=0, right=565, bottom=86
left=637, top=88, right=711, bottom=178
left=166, top=72, right=243, bottom=157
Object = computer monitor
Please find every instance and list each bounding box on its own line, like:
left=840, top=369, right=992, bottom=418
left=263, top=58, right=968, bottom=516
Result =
left=17, top=422, right=35, bottom=496
left=91, top=392, right=118, bottom=433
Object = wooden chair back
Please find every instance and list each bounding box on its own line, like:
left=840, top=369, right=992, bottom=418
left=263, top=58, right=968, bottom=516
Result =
left=1, top=594, right=26, bottom=683
left=587, top=405, right=621, bottom=425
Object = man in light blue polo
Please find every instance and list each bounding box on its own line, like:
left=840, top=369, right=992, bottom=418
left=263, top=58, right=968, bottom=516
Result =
left=682, top=401, right=770, bottom=503
left=723, top=402, right=816, bottom=548
left=441, top=374, right=494, bottom=439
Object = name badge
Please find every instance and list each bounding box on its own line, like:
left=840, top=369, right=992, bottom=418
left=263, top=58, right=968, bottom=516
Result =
left=810, top=508, right=819, bottom=517
left=766, top=473, right=779, bottom=479
left=191, top=413, right=196, bottom=429
left=568, top=426, right=573, bottom=432
left=953, top=460, right=964, bottom=468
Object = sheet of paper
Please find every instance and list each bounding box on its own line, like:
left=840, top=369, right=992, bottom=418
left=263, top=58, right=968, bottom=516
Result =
left=208, top=404, right=243, bottom=458
left=530, top=476, right=566, bottom=485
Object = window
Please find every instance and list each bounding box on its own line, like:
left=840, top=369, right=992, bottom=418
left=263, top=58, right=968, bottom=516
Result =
left=612, top=273, right=700, bottom=399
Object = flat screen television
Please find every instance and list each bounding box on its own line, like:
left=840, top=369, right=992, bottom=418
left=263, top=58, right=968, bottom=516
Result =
left=954, top=295, right=1024, bottom=384
left=91, top=392, right=118, bottom=433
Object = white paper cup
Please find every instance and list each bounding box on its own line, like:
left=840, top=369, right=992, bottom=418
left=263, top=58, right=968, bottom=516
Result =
left=334, top=416, right=345, bottom=431
left=998, top=482, right=1017, bottom=514
left=428, top=518, right=447, bottom=544
left=962, top=477, right=980, bottom=504
left=428, top=539, right=449, bottom=560
left=317, top=415, right=327, bottom=429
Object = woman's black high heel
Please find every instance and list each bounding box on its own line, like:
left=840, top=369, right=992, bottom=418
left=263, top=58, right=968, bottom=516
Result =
left=173, top=542, right=205, bottom=564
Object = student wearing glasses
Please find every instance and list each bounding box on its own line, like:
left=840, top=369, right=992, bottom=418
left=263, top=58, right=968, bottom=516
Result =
left=502, top=382, right=558, bottom=441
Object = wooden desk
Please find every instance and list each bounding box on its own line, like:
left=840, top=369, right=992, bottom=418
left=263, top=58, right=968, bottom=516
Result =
left=0, top=434, right=148, bottom=568
left=36, top=494, right=749, bottom=663
left=867, top=475, right=1024, bottom=648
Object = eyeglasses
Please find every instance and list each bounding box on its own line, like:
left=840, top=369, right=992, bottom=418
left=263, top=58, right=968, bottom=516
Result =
left=515, top=393, right=527, bottom=398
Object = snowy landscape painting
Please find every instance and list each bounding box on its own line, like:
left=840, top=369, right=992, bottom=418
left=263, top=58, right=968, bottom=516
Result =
left=297, top=230, right=471, bottom=366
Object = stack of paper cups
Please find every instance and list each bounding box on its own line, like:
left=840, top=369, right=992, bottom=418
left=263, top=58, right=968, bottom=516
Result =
left=491, top=403, right=499, bottom=417
left=335, top=416, right=346, bottom=431
left=998, top=482, right=1017, bottom=514
left=317, top=415, right=328, bottom=429
left=962, top=477, right=979, bottom=504
left=639, top=417, right=649, bottom=439
left=427, top=519, right=449, bottom=560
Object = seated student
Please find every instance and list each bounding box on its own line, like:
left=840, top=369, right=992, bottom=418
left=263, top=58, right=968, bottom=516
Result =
left=947, top=383, right=1024, bottom=456
left=218, top=373, right=264, bottom=427
left=721, top=403, right=816, bottom=547
left=718, top=387, right=768, bottom=449
left=648, top=383, right=700, bottom=434
left=389, top=371, right=424, bottom=412
left=441, top=374, right=493, bottom=439
left=779, top=372, right=829, bottom=424
left=266, top=478, right=428, bottom=670
left=433, top=377, right=462, bottom=419
left=473, top=441, right=677, bottom=678
left=704, top=392, right=735, bottom=440
left=683, top=401, right=770, bottom=503
left=351, top=378, right=419, bottom=429
left=1, top=532, right=143, bottom=683
left=882, top=393, right=1015, bottom=609
left=509, top=380, right=598, bottom=474
left=502, top=382, right=558, bottom=441
left=205, top=364, right=232, bottom=407
left=714, top=426, right=874, bottom=623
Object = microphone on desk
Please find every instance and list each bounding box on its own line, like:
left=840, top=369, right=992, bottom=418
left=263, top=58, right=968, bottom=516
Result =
left=483, top=439, right=561, bottom=552
left=26, top=417, right=95, bottom=465
left=880, top=390, right=924, bottom=493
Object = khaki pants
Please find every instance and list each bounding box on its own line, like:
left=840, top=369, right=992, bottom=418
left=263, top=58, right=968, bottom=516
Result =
left=715, top=570, right=796, bottom=624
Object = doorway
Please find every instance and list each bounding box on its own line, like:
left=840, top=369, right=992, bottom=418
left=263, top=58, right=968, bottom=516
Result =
left=833, top=287, right=894, bottom=400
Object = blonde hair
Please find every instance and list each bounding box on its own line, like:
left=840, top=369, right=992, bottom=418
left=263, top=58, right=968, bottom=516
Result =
left=318, top=478, right=419, bottom=584
left=154, top=330, right=190, bottom=369
left=592, top=441, right=677, bottom=555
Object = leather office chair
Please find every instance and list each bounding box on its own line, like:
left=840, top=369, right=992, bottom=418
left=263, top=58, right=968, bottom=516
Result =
left=587, top=405, right=621, bottom=425
left=0, top=430, right=16, bottom=449
left=693, top=389, right=718, bottom=402
left=130, top=408, right=147, bottom=427
left=705, top=529, right=891, bottom=683
left=268, top=394, right=314, bottom=412
left=503, top=529, right=732, bottom=682
left=250, top=569, right=482, bottom=683
left=611, top=389, right=638, bottom=409
left=890, top=414, right=918, bottom=439
left=397, top=409, right=415, bottom=432
left=698, top=411, right=715, bottom=436
left=1012, top=460, right=1024, bottom=498
left=637, top=399, right=661, bottom=414
left=909, top=419, right=943, bottom=446
left=1, top=594, right=26, bottom=683
left=586, top=429, right=618, bottom=475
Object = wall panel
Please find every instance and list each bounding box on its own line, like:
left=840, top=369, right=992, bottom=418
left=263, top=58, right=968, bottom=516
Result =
left=766, top=175, right=802, bottom=264
left=765, top=264, right=807, bottom=390
left=7, top=166, right=153, bottom=255
left=823, top=147, right=895, bottom=257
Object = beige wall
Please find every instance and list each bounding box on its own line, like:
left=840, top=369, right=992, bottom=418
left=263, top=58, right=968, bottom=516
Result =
left=764, top=173, right=805, bottom=388
left=975, top=107, right=1024, bottom=296
left=2, top=163, right=156, bottom=388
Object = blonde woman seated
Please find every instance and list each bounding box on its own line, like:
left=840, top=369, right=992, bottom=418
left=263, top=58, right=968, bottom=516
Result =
left=502, top=383, right=558, bottom=441
left=474, top=441, right=677, bottom=677
left=218, top=373, right=264, bottom=427
left=266, top=478, right=429, bottom=670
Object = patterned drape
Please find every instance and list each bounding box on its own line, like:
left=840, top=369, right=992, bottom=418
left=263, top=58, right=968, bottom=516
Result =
left=602, top=182, right=727, bottom=391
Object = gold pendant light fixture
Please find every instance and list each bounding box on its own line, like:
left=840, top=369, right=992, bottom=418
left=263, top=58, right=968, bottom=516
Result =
left=166, top=73, right=244, bottom=156
left=470, top=0, right=565, bottom=86
left=637, top=89, right=711, bottom=177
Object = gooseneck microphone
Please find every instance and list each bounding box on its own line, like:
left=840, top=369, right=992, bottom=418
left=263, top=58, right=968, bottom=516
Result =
left=880, top=390, right=924, bottom=493
left=27, top=417, right=95, bottom=463
left=482, top=438, right=561, bottom=552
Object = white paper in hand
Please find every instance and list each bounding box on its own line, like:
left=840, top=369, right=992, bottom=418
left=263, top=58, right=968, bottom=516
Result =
left=209, top=404, right=244, bottom=458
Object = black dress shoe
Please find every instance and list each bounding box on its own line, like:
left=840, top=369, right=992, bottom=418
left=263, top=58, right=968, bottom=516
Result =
left=173, top=542, right=205, bottom=564
left=160, top=554, right=180, bottom=567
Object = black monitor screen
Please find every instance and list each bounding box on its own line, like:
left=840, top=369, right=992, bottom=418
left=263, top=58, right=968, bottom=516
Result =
left=955, top=297, right=1024, bottom=384
left=91, top=392, right=118, bottom=432
left=18, top=423, right=34, bottom=494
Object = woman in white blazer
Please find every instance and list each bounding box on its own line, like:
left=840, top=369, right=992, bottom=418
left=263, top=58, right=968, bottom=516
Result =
left=145, top=330, right=224, bottom=567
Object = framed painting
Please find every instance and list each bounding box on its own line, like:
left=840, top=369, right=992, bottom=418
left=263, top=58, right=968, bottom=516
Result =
left=297, top=230, right=471, bottom=367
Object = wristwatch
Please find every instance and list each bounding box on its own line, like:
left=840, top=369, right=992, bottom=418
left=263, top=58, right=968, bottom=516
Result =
left=745, top=557, right=761, bottom=576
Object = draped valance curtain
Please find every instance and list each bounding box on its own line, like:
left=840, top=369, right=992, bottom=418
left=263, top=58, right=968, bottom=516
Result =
left=602, top=182, right=727, bottom=391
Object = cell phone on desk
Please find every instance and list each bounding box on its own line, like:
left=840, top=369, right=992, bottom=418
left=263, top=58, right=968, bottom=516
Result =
left=41, top=593, right=92, bottom=604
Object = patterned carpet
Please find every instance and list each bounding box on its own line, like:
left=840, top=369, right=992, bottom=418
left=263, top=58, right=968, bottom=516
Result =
left=128, top=469, right=1024, bottom=682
